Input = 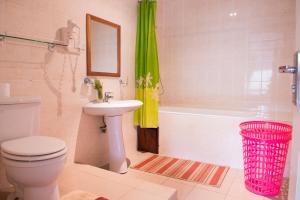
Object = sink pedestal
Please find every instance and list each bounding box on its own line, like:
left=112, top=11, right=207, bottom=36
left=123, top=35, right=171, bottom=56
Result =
left=105, top=115, right=128, bottom=174
left=83, top=100, right=143, bottom=174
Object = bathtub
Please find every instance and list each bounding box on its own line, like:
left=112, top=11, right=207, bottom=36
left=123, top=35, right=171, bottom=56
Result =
left=159, top=106, right=291, bottom=169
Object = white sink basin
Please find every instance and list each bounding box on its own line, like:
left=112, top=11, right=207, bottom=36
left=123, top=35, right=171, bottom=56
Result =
left=83, top=100, right=143, bottom=116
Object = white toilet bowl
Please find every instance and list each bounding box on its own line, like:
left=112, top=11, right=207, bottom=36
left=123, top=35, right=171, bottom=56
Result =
left=1, top=136, right=67, bottom=200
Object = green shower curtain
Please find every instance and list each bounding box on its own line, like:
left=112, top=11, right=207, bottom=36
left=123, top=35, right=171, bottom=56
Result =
left=134, top=0, right=159, bottom=128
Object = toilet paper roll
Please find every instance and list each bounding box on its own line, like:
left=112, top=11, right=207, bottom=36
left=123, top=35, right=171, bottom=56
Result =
left=0, top=83, right=10, bottom=97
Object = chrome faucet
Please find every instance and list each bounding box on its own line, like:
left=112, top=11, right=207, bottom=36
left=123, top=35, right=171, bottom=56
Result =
left=104, top=92, right=114, bottom=102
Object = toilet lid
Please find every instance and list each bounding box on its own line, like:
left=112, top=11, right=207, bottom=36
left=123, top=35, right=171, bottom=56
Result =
left=1, top=136, right=66, bottom=157
left=1, top=147, right=67, bottom=162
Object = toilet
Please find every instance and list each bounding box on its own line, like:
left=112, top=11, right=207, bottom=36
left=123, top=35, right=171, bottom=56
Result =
left=0, top=96, right=67, bottom=200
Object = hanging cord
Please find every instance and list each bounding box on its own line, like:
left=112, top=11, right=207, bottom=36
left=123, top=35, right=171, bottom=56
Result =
left=68, top=54, right=79, bottom=92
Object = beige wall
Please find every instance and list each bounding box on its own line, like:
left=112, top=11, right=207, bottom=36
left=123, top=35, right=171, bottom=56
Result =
left=0, top=0, right=137, bottom=164
left=157, top=0, right=295, bottom=118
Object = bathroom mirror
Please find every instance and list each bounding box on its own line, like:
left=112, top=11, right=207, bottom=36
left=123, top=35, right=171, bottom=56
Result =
left=86, top=14, right=121, bottom=77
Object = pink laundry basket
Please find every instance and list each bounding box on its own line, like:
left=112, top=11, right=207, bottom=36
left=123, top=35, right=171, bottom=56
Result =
left=239, top=121, right=292, bottom=196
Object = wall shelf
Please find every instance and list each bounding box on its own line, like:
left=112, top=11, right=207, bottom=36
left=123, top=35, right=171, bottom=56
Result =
left=0, top=33, right=68, bottom=49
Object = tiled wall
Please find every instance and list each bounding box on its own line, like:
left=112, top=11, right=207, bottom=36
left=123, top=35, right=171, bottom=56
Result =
left=0, top=0, right=137, bottom=164
left=157, top=0, right=295, bottom=117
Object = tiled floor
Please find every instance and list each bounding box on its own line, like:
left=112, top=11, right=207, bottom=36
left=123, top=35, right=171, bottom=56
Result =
left=58, top=163, right=176, bottom=200
left=126, top=152, right=288, bottom=200
left=127, top=152, right=252, bottom=200
left=0, top=151, right=288, bottom=200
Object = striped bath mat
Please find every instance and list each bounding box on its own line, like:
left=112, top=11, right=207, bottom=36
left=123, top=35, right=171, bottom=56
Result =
left=131, top=155, right=229, bottom=187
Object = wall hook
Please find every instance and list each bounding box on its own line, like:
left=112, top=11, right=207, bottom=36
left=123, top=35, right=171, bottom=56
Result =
left=0, top=35, right=5, bottom=41
left=120, top=77, right=128, bottom=86
left=47, top=43, right=56, bottom=51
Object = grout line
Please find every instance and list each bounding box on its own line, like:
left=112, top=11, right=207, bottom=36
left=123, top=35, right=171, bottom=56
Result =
left=224, top=170, right=241, bottom=196
left=116, top=188, right=136, bottom=200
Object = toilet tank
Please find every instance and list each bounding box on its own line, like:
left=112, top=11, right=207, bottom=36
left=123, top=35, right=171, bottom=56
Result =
left=0, top=96, right=41, bottom=143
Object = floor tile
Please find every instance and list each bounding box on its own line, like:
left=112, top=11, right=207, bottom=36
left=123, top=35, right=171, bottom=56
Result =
left=59, top=185, right=74, bottom=197
left=227, top=178, right=263, bottom=200
left=61, top=190, right=99, bottom=200
left=71, top=164, right=145, bottom=188
left=59, top=164, right=176, bottom=200
left=119, top=189, right=166, bottom=200
left=261, top=178, right=289, bottom=200
left=126, top=169, right=168, bottom=184
left=135, top=180, right=177, bottom=199
left=162, top=178, right=195, bottom=200
left=128, top=152, right=154, bottom=165
left=59, top=167, right=133, bottom=199
left=185, top=187, right=226, bottom=200
left=196, top=168, right=239, bottom=195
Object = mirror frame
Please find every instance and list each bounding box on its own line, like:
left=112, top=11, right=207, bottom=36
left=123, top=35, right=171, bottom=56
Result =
left=86, top=14, right=121, bottom=77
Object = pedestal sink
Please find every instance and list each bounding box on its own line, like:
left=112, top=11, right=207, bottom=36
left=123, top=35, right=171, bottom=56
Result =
left=83, top=100, right=143, bottom=173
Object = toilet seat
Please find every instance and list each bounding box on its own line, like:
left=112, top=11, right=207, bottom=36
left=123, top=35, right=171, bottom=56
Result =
left=1, top=136, right=67, bottom=162
left=1, top=148, right=67, bottom=162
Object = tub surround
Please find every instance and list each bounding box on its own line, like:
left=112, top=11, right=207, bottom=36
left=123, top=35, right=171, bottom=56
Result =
left=157, top=0, right=295, bottom=116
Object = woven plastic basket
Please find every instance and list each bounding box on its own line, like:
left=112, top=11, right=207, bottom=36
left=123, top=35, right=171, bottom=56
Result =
left=240, top=121, right=292, bottom=196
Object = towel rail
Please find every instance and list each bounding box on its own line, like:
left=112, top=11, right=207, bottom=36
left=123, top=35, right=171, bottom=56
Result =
left=0, top=33, right=68, bottom=49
